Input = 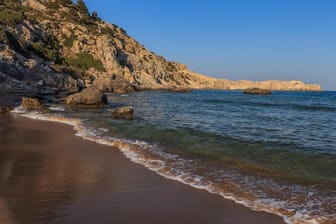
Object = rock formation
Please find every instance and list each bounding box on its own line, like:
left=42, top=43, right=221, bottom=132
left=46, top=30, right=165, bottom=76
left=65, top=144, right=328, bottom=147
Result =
left=111, top=106, right=134, bottom=119
left=21, top=97, right=44, bottom=109
left=93, top=77, right=135, bottom=93
left=0, top=106, right=13, bottom=113
left=64, top=87, right=108, bottom=108
left=244, top=88, right=272, bottom=95
left=0, top=0, right=321, bottom=94
left=168, top=88, right=192, bottom=93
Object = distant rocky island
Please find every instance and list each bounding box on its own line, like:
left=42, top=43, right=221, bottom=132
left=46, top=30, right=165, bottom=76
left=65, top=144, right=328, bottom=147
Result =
left=244, top=88, right=272, bottom=95
left=0, top=0, right=321, bottom=97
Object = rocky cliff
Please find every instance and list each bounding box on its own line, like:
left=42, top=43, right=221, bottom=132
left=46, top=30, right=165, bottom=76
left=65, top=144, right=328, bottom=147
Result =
left=0, top=0, right=321, bottom=94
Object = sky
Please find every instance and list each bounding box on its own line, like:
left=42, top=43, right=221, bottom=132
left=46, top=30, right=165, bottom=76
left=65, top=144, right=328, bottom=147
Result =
left=84, top=0, right=336, bottom=90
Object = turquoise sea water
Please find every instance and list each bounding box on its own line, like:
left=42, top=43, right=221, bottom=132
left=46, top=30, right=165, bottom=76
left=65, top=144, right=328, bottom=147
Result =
left=17, top=90, right=336, bottom=224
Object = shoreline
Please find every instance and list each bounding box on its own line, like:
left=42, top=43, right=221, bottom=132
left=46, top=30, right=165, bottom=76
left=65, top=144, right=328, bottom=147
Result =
left=0, top=114, right=285, bottom=224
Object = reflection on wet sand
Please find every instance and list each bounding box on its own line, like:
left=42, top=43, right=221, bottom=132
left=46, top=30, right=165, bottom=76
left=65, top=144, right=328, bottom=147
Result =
left=0, top=115, right=114, bottom=223
left=0, top=115, right=284, bottom=224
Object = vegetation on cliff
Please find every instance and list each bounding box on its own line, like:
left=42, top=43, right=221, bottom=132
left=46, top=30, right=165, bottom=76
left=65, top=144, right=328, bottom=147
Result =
left=64, top=52, right=105, bottom=72
left=1, top=0, right=105, bottom=71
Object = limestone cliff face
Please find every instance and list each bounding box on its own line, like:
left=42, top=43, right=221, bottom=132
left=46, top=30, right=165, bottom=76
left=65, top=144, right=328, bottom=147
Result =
left=0, top=0, right=321, bottom=94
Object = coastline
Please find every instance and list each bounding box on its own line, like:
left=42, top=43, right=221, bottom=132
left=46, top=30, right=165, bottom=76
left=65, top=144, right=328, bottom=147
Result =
left=0, top=114, right=285, bottom=224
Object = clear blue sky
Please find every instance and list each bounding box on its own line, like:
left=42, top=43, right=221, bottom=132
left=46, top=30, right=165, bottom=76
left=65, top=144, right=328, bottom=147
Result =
left=84, top=0, right=336, bottom=90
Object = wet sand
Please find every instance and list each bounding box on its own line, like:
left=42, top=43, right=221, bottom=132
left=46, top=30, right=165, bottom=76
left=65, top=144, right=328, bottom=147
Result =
left=0, top=114, right=285, bottom=224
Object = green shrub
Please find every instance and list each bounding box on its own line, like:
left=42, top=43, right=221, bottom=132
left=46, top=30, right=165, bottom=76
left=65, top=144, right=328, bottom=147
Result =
left=63, top=34, right=77, bottom=48
left=0, top=5, right=24, bottom=28
left=4, top=31, right=27, bottom=55
left=24, top=10, right=45, bottom=24
left=45, top=1, right=59, bottom=10
left=101, top=26, right=112, bottom=35
left=53, top=22, right=60, bottom=29
left=52, top=64, right=83, bottom=79
left=64, top=52, right=105, bottom=72
left=87, top=23, right=98, bottom=33
left=60, top=11, right=68, bottom=18
left=119, top=27, right=127, bottom=34
left=76, top=0, right=90, bottom=23
left=60, top=0, right=73, bottom=5
left=89, top=75, right=96, bottom=82
left=30, top=37, right=60, bottom=62
left=45, top=23, right=53, bottom=30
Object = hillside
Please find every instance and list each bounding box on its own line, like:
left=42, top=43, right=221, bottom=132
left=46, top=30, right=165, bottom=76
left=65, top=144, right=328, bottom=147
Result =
left=0, top=0, right=321, bottom=94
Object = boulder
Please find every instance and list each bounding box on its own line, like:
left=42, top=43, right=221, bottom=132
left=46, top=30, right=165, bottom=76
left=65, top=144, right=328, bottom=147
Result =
left=21, top=97, right=44, bottom=110
left=111, top=106, right=133, bottom=119
left=64, top=87, right=108, bottom=108
left=0, top=106, right=13, bottom=113
left=243, top=88, right=272, bottom=95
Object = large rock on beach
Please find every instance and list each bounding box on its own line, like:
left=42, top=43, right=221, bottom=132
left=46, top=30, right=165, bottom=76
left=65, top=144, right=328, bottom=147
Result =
left=0, top=106, right=13, bottom=113
left=21, top=97, right=44, bottom=110
left=111, top=106, right=134, bottom=119
left=65, top=87, right=108, bottom=108
left=243, top=88, right=272, bottom=95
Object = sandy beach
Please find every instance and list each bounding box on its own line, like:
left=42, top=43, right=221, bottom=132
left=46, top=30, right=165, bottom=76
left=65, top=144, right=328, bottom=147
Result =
left=0, top=114, right=285, bottom=224
left=0, top=0, right=334, bottom=223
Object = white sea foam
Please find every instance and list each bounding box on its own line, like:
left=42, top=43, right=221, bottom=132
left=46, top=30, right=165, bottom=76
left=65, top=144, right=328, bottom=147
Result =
left=11, top=107, right=335, bottom=224
left=98, top=128, right=109, bottom=132
left=48, top=106, right=66, bottom=111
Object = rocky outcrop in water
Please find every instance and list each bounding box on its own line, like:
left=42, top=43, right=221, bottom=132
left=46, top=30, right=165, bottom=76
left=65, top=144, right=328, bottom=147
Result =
left=243, top=88, right=272, bottom=95
left=65, top=87, right=108, bottom=108
left=111, top=106, right=134, bottom=119
left=168, top=88, right=192, bottom=93
left=0, top=0, right=321, bottom=94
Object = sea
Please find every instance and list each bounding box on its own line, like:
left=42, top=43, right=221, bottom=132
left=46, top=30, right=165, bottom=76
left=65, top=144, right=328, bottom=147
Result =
left=14, top=90, right=336, bottom=224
